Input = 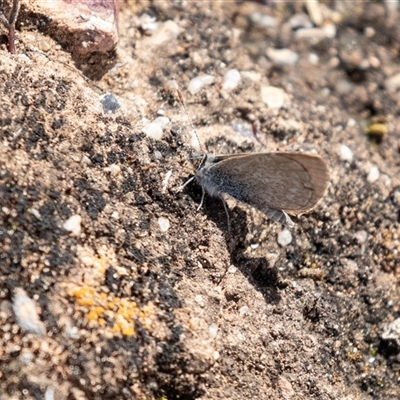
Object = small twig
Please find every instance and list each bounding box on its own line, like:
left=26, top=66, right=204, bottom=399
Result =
left=3, top=0, right=21, bottom=53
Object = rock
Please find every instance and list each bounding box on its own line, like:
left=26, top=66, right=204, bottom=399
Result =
left=277, top=229, right=293, bottom=247
left=209, top=323, right=218, bottom=339
left=142, top=122, right=163, bottom=140
left=261, top=86, right=290, bottom=109
left=100, top=93, right=120, bottom=114
left=13, top=288, right=46, bottom=336
left=266, top=48, right=299, bottom=66
left=338, top=144, right=353, bottom=162
left=222, top=69, right=241, bottom=91
left=188, top=74, right=215, bottom=95
left=63, top=215, right=82, bottom=236
left=367, top=166, right=380, bottom=183
left=24, top=0, right=118, bottom=68
left=158, top=217, right=170, bottom=232
left=153, top=116, right=170, bottom=129
left=353, top=230, right=368, bottom=244
left=289, top=13, right=313, bottom=30
left=385, top=73, right=400, bottom=91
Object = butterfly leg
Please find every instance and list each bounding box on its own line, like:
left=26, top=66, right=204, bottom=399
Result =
left=177, top=176, right=195, bottom=192
left=221, top=196, right=231, bottom=231
left=197, top=185, right=206, bottom=211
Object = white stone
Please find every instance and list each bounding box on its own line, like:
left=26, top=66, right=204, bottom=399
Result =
left=194, top=295, right=205, bottom=307
left=266, top=48, right=299, bottom=66
left=81, top=155, right=91, bottom=165
left=367, top=166, right=380, bottom=183
left=13, top=288, right=46, bottom=335
left=209, top=323, right=218, bottom=339
left=158, top=217, right=170, bottom=232
left=222, top=69, right=241, bottom=91
left=338, top=144, right=353, bottom=162
left=63, top=215, right=82, bottom=236
left=152, top=20, right=182, bottom=46
left=28, top=208, right=41, bottom=219
left=239, top=305, right=249, bottom=316
left=104, top=164, right=121, bottom=177
left=45, top=386, right=55, bottom=400
left=261, top=86, right=289, bottom=109
left=353, top=230, right=367, bottom=244
left=188, top=74, right=215, bottom=95
left=153, top=116, right=170, bottom=128
left=241, top=70, right=262, bottom=82
left=277, top=229, right=292, bottom=247
left=308, top=53, right=319, bottom=65
left=142, top=122, right=163, bottom=140
left=385, top=73, right=400, bottom=91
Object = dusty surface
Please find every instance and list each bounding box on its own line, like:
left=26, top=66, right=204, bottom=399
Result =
left=0, top=1, right=399, bottom=399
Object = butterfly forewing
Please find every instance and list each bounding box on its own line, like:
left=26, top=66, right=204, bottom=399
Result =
left=204, top=153, right=329, bottom=215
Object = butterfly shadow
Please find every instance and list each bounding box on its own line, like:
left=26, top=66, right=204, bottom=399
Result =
left=186, top=185, right=283, bottom=306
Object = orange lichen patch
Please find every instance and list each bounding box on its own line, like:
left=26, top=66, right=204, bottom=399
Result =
left=121, top=325, right=135, bottom=336
left=72, top=286, right=95, bottom=298
left=77, top=297, right=95, bottom=307
left=87, top=306, right=105, bottom=321
left=71, top=283, right=154, bottom=337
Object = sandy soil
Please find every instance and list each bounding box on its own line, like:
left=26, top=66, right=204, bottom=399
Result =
left=0, top=1, right=399, bottom=399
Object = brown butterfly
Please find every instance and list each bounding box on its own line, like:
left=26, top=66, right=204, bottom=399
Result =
left=183, top=152, right=329, bottom=228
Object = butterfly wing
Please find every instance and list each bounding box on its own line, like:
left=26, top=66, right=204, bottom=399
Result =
left=204, top=152, right=329, bottom=216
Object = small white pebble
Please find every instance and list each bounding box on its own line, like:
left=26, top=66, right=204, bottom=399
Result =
left=28, top=208, right=41, bottom=219
left=277, top=229, right=292, bottom=247
left=142, top=122, right=163, bottom=140
left=353, top=230, right=367, bottom=244
left=17, top=54, right=31, bottom=62
left=338, top=144, right=353, bottom=162
left=241, top=70, right=262, bottom=82
left=157, top=109, right=165, bottom=116
left=13, top=288, right=46, bottom=336
left=228, top=266, right=237, bottom=274
left=239, top=305, right=249, bottom=316
left=45, top=386, right=55, bottom=400
left=81, top=155, right=91, bottom=165
left=111, top=211, right=119, bottom=220
left=213, top=351, right=220, bottom=360
left=194, top=295, right=205, bottom=307
left=153, top=116, right=170, bottom=128
left=364, top=26, right=375, bottom=38
left=385, top=73, right=400, bottom=91
left=161, top=170, right=172, bottom=193
left=261, top=86, right=289, bottom=109
left=367, top=166, right=380, bottom=183
left=158, top=217, right=170, bottom=232
left=104, top=164, right=121, bottom=177
left=63, top=215, right=82, bottom=236
left=222, top=69, right=241, bottom=91
left=154, top=150, right=162, bottom=160
left=188, top=74, right=215, bottom=95
left=209, top=323, right=218, bottom=339
left=322, top=23, right=337, bottom=38
left=347, top=118, right=357, bottom=127
left=308, top=53, right=319, bottom=65
left=266, top=48, right=299, bottom=66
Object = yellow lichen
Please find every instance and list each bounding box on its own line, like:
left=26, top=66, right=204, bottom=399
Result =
left=71, top=272, right=153, bottom=337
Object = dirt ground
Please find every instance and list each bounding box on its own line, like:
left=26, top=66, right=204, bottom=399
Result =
left=0, top=1, right=399, bottom=399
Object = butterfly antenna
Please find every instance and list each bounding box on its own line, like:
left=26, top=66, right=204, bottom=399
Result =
left=176, top=88, right=204, bottom=154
